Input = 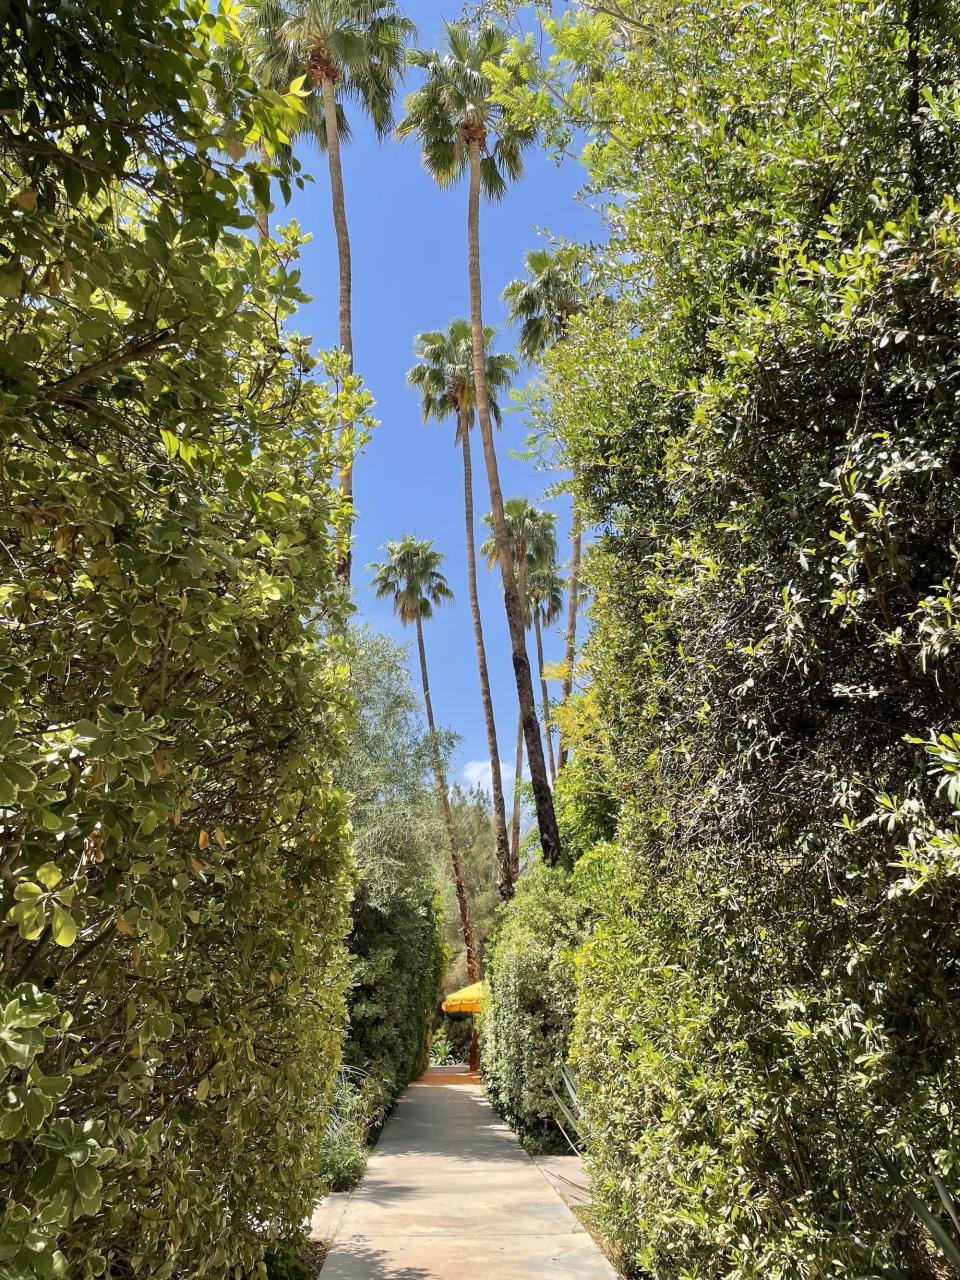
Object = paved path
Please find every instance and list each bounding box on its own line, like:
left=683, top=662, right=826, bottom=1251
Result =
left=317, top=1066, right=618, bottom=1279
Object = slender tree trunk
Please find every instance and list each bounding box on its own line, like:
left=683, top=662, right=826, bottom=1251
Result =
left=533, top=610, right=557, bottom=784
left=256, top=144, right=270, bottom=240
left=461, top=419, right=512, bottom=899
left=466, top=136, right=563, bottom=869
left=320, top=76, right=355, bottom=583
left=415, top=617, right=479, bottom=982
left=558, top=471, right=582, bottom=770
left=510, top=708, right=523, bottom=880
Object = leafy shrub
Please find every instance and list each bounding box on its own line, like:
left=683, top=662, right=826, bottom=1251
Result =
left=263, top=1244, right=314, bottom=1280
left=551, top=726, right=617, bottom=864
left=0, top=2, right=368, bottom=1275
left=429, top=1025, right=457, bottom=1066
left=432, top=1013, right=472, bottom=1065
left=318, top=1068, right=385, bottom=1193
left=345, top=849, right=444, bottom=1101
left=511, top=0, right=960, bottom=1272
left=337, top=633, right=445, bottom=1108
left=437, top=786, right=501, bottom=989
left=480, top=863, right=591, bottom=1148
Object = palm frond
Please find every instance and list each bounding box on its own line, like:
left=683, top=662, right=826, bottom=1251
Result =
left=397, top=21, right=535, bottom=193
left=367, top=536, right=453, bottom=624
left=408, top=320, right=515, bottom=442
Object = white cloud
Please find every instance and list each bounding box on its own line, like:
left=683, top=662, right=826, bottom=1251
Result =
left=462, top=758, right=515, bottom=799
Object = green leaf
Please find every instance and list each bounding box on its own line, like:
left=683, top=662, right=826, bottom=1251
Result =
left=0, top=264, right=23, bottom=298
left=74, top=1162, right=102, bottom=1200
left=18, top=906, right=45, bottom=941
left=160, top=429, right=180, bottom=458
left=36, top=863, right=62, bottom=890
left=51, top=906, right=77, bottom=949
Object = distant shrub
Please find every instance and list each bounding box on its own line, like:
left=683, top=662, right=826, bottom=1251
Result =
left=337, top=634, right=446, bottom=1111
left=480, top=863, right=592, bottom=1148
left=432, top=1012, right=472, bottom=1065
left=345, top=872, right=445, bottom=1103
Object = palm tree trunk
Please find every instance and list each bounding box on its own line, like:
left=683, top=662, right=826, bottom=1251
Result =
left=415, top=616, right=479, bottom=982
left=255, top=144, right=270, bottom=240
left=558, top=470, right=581, bottom=771
left=466, top=136, right=563, bottom=869
left=461, top=420, right=512, bottom=900
left=533, top=610, right=557, bottom=784
left=320, top=75, right=355, bottom=583
left=510, top=707, right=523, bottom=880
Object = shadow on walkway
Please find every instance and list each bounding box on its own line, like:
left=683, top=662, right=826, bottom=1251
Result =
left=318, top=1067, right=619, bottom=1279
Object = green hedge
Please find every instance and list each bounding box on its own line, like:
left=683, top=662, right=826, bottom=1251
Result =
left=480, top=863, right=590, bottom=1149
left=0, top=3, right=367, bottom=1275
left=511, top=0, right=960, bottom=1272
left=346, top=864, right=444, bottom=1101
left=337, top=633, right=445, bottom=1111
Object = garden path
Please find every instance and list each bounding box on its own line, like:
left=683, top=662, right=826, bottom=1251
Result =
left=315, top=1065, right=619, bottom=1278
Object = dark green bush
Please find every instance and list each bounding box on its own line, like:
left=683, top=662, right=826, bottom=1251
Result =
left=346, top=871, right=444, bottom=1102
left=263, top=1244, right=314, bottom=1280
left=336, top=632, right=445, bottom=1110
left=514, top=0, right=960, bottom=1272
left=480, top=863, right=592, bottom=1148
left=432, top=1012, right=472, bottom=1065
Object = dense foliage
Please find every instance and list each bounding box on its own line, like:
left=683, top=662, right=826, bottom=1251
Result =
left=0, top=2, right=372, bottom=1275
left=437, top=787, right=500, bottom=988
left=479, top=863, right=588, bottom=1148
left=484, top=0, right=960, bottom=1273
left=12, top=0, right=960, bottom=1274
left=337, top=632, right=445, bottom=1111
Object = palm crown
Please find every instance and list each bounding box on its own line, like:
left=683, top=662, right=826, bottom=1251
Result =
left=502, top=246, right=584, bottom=362
left=480, top=499, right=558, bottom=622
left=396, top=22, right=535, bottom=199
left=526, top=563, right=565, bottom=628
left=369, top=535, right=454, bottom=624
left=407, top=319, right=517, bottom=442
left=244, top=0, right=414, bottom=145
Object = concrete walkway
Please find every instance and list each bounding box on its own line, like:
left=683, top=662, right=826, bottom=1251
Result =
left=317, top=1066, right=619, bottom=1279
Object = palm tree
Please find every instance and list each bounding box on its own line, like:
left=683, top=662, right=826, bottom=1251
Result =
left=481, top=500, right=558, bottom=879
left=369, top=536, right=478, bottom=981
left=244, top=0, right=415, bottom=579
left=408, top=319, right=518, bottom=899
left=527, top=563, right=564, bottom=785
left=503, top=246, right=586, bottom=769
left=502, top=246, right=583, bottom=362
left=398, top=25, right=564, bottom=868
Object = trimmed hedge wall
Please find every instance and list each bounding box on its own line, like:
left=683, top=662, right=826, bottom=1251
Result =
left=480, top=864, right=590, bottom=1149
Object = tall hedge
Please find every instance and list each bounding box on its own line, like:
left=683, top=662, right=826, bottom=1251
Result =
left=504, top=0, right=960, bottom=1273
left=338, top=632, right=445, bottom=1103
left=480, top=863, right=590, bottom=1149
left=0, top=3, right=368, bottom=1275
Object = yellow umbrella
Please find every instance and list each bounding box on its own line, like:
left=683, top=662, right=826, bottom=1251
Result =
left=442, top=981, right=484, bottom=1015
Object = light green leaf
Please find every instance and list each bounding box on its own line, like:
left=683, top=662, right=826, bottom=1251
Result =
left=51, top=906, right=77, bottom=948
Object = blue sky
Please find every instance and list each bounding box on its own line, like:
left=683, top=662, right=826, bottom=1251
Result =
left=280, top=2, right=598, bottom=795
